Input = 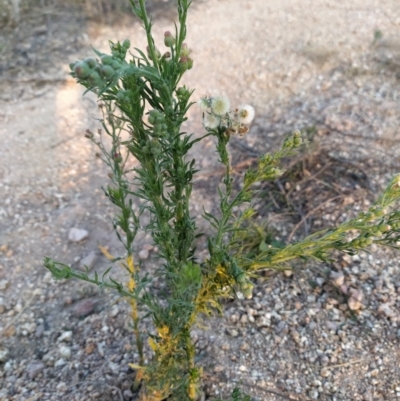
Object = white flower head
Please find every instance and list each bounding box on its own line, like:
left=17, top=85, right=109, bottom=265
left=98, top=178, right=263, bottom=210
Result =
left=203, top=113, right=221, bottom=129
left=237, top=104, right=255, bottom=124
left=198, top=97, right=210, bottom=111
left=211, top=96, right=230, bottom=116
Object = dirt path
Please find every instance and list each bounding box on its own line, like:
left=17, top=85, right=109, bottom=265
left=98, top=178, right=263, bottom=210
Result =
left=1, top=0, right=400, bottom=400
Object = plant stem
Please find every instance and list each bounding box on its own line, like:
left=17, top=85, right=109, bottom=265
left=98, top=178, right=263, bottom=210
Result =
left=137, top=0, right=160, bottom=71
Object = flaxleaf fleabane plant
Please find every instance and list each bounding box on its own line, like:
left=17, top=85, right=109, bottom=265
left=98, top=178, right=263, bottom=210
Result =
left=43, top=1, right=400, bottom=400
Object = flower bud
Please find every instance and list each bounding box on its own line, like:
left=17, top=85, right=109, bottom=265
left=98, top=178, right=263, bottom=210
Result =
left=122, top=39, right=131, bottom=49
left=162, top=51, right=171, bottom=60
left=146, top=46, right=161, bottom=59
left=84, top=57, right=97, bottom=69
left=179, top=57, right=189, bottom=72
left=164, top=31, right=175, bottom=47
left=150, top=138, right=162, bottom=155
left=101, top=65, right=115, bottom=79
left=241, top=282, right=254, bottom=299
left=88, top=71, right=104, bottom=87
left=177, top=86, right=190, bottom=99
left=74, top=61, right=91, bottom=79
left=293, top=136, right=302, bottom=146
left=111, top=60, right=123, bottom=70
left=113, top=152, right=123, bottom=163
left=293, top=131, right=302, bottom=146
left=379, top=224, right=391, bottom=232
left=149, top=110, right=161, bottom=119
left=101, top=55, right=114, bottom=65
left=85, top=129, right=94, bottom=139
left=181, top=43, right=191, bottom=57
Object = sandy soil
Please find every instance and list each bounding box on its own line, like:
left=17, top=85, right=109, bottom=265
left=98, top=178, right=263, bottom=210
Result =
left=1, top=0, right=400, bottom=400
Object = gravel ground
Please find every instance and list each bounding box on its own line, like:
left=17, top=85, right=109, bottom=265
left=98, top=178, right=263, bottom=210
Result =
left=1, top=0, right=400, bottom=400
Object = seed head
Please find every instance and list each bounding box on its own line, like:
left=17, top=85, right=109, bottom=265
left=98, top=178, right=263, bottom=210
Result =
left=203, top=113, right=221, bottom=129
left=211, top=96, right=230, bottom=116
left=238, top=125, right=250, bottom=137
left=198, top=97, right=210, bottom=111
left=237, top=104, right=255, bottom=124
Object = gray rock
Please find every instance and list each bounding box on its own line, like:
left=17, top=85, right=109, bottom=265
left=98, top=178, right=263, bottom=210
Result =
left=68, top=228, right=89, bottom=242
left=330, top=271, right=344, bottom=287
left=79, top=251, right=98, bottom=271
left=123, top=390, right=133, bottom=399
left=0, top=280, right=9, bottom=291
left=226, top=328, right=239, bottom=337
left=347, top=288, right=363, bottom=311
left=138, top=249, right=149, bottom=260
left=4, top=361, right=13, bottom=372
left=0, top=346, right=9, bottom=362
left=58, top=331, right=72, bottom=342
left=110, top=305, right=119, bottom=318
left=28, top=362, right=45, bottom=379
left=108, top=361, right=120, bottom=372
left=35, top=324, right=45, bottom=338
left=59, top=345, right=71, bottom=359
left=72, top=298, right=96, bottom=317
left=378, top=303, right=396, bottom=318
left=55, top=358, right=66, bottom=368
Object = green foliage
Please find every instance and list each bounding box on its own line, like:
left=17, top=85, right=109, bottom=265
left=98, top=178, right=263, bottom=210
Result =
left=215, top=388, right=252, bottom=401
left=374, top=29, right=383, bottom=41
left=43, top=0, right=400, bottom=400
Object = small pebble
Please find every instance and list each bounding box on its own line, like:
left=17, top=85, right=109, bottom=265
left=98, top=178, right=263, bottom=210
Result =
left=378, top=303, right=396, bottom=318
left=123, top=390, right=133, bottom=399
left=110, top=305, right=119, bottom=317
left=347, top=288, right=363, bottom=311
left=85, top=343, right=96, bottom=355
left=68, top=228, right=89, bottom=242
left=28, top=362, right=45, bottom=379
left=330, top=271, right=344, bottom=286
left=79, top=251, right=98, bottom=271
left=58, top=331, right=72, bottom=342
left=0, top=279, right=9, bottom=291
left=72, top=298, right=96, bottom=317
left=138, top=249, right=149, bottom=260
left=226, top=329, right=239, bottom=337
left=0, top=346, right=9, bottom=362
left=59, top=345, right=71, bottom=359
left=35, top=324, right=45, bottom=338
left=55, top=358, right=66, bottom=368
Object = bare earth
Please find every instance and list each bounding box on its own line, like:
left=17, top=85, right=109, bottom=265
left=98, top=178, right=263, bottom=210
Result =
left=1, top=0, right=400, bottom=400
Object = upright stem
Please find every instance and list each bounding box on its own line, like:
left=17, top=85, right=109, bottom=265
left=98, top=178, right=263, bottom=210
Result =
left=134, top=0, right=160, bottom=70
